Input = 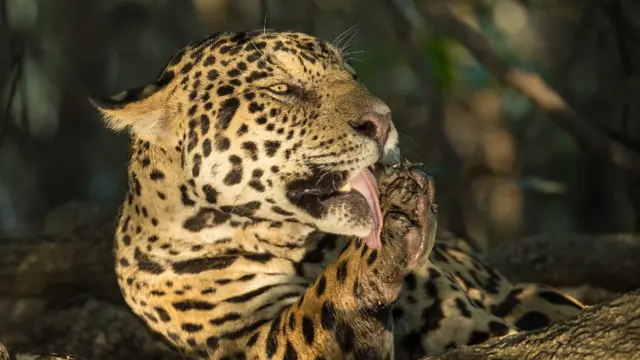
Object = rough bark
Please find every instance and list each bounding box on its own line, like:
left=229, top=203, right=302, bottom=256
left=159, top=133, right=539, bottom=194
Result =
left=422, top=289, right=640, bottom=360
left=484, top=233, right=640, bottom=293
left=3, top=289, right=639, bottom=360
left=1, top=341, right=79, bottom=360
left=1, top=299, right=180, bottom=360
left=0, top=217, right=122, bottom=304
left=1, top=344, right=79, bottom=360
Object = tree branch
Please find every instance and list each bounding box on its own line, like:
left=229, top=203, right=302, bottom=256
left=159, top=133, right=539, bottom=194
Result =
left=1, top=342, right=80, bottom=360
left=484, top=233, right=640, bottom=293
left=0, top=221, right=122, bottom=303
left=0, top=298, right=180, bottom=360
left=421, top=289, right=640, bottom=360
left=409, top=0, right=640, bottom=178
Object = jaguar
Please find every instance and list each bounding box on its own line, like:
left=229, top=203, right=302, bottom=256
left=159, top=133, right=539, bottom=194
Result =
left=92, top=30, right=584, bottom=359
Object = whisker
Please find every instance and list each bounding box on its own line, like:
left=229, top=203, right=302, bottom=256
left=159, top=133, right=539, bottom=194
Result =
left=399, top=132, right=422, bottom=149
left=225, top=182, right=251, bottom=216
left=332, top=25, right=353, bottom=48
left=314, top=170, right=332, bottom=188
left=346, top=58, right=366, bottom=64
left=263, top=13, right=268, bottom=34
left=340, top=27, right=360, bottom=54
left=342, top=50, right=369, bottom=57
left=302, top=153, right=336, bottom=159
left=402, top=148, right=422, bottom=159
left=249, top=38, right=265, bottom=58
left=333, top=23, right=360, bottom=51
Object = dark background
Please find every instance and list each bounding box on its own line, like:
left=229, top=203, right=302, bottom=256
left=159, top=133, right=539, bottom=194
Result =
left=2, top=1, right=640, bottom=358
left=3, top=0, right=640, bottom=249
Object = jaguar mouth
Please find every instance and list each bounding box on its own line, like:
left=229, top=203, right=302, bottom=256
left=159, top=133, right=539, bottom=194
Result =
left=348, top=166, right=383, bottom=249
left=286, top=164, right=383, bottom=249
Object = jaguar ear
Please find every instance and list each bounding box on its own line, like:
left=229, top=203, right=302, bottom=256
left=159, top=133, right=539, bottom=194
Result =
left=90, top=81, right=172, bottom=141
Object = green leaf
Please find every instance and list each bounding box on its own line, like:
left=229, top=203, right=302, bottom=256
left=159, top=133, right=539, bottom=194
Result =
left=423, top=35, right=457, bottom=92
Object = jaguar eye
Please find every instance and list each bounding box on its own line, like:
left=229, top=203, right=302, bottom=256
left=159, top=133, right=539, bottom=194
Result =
left=267, top=84, right=290, bottom=95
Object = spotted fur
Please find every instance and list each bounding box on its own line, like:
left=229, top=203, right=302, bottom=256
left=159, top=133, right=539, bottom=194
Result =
left=93, top=30, right=584, bottom=359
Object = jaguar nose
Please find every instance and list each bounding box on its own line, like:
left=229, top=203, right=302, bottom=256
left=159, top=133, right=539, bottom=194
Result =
left=349, top=111, right=392, bottom=149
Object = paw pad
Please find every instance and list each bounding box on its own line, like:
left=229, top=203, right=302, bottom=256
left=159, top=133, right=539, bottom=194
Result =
left=377, top=161, right=437, bottom=269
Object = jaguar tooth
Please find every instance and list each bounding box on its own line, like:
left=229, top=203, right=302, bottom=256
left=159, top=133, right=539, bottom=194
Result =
left=338, top=183, right=352, bottom=193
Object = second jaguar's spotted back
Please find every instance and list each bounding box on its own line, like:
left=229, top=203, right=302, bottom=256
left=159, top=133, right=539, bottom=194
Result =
left=92, top=29, right=584, bottom=359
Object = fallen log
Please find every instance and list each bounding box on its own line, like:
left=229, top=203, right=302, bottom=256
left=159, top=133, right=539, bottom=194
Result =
left=422, top=289, right=640, bottom=360
left=3, top=290, right=639, bottom=360
left=1, top=299, right=180, bottom=360
left=0, top=221, right=122, bottom=304
left=1, top=341, right=80, bottom=360
left=485, top=233, right=640, bottom=293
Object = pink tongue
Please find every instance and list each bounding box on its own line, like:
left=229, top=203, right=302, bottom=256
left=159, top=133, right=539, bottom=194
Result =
left=350, top=170, right=382, bottom=249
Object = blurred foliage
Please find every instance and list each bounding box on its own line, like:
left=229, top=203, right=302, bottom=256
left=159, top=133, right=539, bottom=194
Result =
left=423, top=35, right=457, bottom=92
left=1, top=0, right=640, bottom=247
